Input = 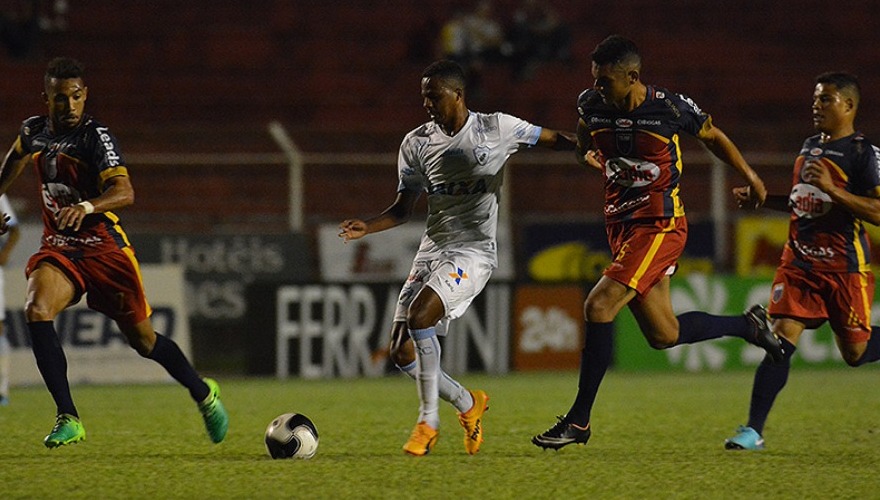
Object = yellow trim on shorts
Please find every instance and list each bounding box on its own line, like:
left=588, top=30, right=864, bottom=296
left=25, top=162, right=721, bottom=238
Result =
left=859, top=271, right=871, bottom=327
left=628, top=217, right=676, bottom=289
left=122, top=246, right=152, bottom=318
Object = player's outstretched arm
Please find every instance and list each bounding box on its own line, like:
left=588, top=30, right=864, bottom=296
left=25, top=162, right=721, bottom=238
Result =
left=733, top=186, right=789, bottom=212
left=0, top=137, right=31, bottom=197
left=699, top=124, right=767, bottom=206
left=339, top=190, right=420, bottom=242
left=536, top=128, right=577, bottom=151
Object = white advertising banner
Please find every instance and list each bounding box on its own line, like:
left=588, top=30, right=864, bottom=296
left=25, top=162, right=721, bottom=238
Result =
left=274, top=283, right=511, bottom=379
left=5, top=264, right=190, bottom=387
left=318, top=223, right=514, bottom=282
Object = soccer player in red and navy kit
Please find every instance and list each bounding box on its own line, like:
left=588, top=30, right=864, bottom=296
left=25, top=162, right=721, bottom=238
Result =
left=0, top=57, right=228, bottom=447
left=532, top=35, right=784, bottom=450
left=725, top=72, right=880, bottom=450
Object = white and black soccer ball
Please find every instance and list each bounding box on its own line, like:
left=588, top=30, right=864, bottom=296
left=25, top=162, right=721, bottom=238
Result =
left=264, top=413, right=319, bottom=460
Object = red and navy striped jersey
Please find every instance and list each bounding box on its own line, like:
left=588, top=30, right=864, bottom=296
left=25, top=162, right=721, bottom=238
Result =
left=577, top=86, right=712, bottom=222
left=783, top=133, right=880, bottom=273
left=17, top=114, right=133, bottom=256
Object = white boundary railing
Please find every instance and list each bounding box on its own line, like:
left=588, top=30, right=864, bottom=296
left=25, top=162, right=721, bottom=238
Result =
left=128, top=121, right=793, bottom=268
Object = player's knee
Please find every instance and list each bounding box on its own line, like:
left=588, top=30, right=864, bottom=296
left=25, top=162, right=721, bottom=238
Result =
left=584, top=297, right=615, bottom=322
left=838, top=343, right=866, bottom=367
left=645, top=334, right=676, bottom=350
left=24, top=300, right=56, bottom=322
left=841, top=352, right=862, bottom=367
left=390, top=343, right=414, bottom=366
left=389, top=337, right=414, bottom=366
left=130, top=338, right=152, bottom=357
left=405, top=309, right=435, bottom=331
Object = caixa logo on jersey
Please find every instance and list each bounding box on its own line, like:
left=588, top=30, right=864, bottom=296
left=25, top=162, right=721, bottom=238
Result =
left=789, top=183, right=832, bottom=219
left=606, top=158, right=660, bottom=187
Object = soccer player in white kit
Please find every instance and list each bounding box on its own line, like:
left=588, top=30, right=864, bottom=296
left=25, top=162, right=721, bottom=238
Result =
left=0, top=194, right=20, bottom=406
left=339, top=60, right=576, bottom=456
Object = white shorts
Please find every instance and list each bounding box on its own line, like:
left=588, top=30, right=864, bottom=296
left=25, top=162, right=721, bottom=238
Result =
left=393, top=251, right=494, bottom=336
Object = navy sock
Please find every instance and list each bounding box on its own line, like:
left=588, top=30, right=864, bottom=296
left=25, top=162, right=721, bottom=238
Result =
left=676, top=311, right=751, bottom=345
left=747, top=337, right=796, bottom=434
left=565, top=321, right=614, bottom=426
left=27, top=321, right=78, bottom=417
left=147, top=333, right=209, bottom=402
left=855, top=328, right=880, bottom=366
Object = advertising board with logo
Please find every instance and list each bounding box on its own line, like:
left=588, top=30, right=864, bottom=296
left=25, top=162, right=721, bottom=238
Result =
left=248, top=282, right=511, bottom=379
left=5, top=265, right=189, bottom=386
left=512, top=285, right=585, bottom=370
left=614, top=273, right=868, bottom=372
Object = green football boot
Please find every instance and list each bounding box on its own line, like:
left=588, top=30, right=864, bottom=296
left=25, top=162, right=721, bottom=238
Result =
left=198, top=378, right=228, bottom=443
left=44, top=413, right=86, bottom=448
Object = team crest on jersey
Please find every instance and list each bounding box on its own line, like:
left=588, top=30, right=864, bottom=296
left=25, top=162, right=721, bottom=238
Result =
left=809, top=147, right=823, bottom=157
left=615, top=130, right=634, bottom=155
left=615, top=118, right=633, bottom=128
left=772, top=283, right=784, bottom=304
left=473, top=146, right=490, bottom=165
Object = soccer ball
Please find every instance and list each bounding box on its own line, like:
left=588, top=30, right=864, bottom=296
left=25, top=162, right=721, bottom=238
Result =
left=264, top=413, right=319, bottom=460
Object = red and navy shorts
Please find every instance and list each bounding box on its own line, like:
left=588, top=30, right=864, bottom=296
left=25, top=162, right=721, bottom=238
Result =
left=603, top=216, right=687, bottom=297
left=26, top=246, right=153, bottom=329
left=768, top=263, right=873, bottom=343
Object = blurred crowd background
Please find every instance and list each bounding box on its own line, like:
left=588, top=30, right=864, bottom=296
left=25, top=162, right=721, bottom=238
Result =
left=1, top=0, right=878, bottom=235
left=2, top=0, right=880, bottom=373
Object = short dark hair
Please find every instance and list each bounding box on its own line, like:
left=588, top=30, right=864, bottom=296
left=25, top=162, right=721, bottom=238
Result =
left=816, top=71, right=860, bottom=104
left=422, top=60, right=467, bottom=90
left=45, top=57, right=85, bottom=88
left=591, top=35, right=641, bottom=68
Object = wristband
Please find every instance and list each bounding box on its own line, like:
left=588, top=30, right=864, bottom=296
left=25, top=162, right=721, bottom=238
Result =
left=77, top=201, right=95, bottom=214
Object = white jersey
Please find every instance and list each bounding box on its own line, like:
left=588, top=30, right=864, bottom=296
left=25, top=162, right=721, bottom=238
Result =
left=397, top=111, right=542, bottom=267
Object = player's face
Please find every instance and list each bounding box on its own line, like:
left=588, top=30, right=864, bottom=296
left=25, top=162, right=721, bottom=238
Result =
left=44, top=77, right=88, bottom=133
left=592, top=62, right=634, bottom=107
left=421, top=76, right=461, bottom=129
left=812, top=83, right=852, bottom=135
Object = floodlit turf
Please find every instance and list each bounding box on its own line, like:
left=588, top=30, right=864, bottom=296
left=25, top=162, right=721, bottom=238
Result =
left=1, top=369, right=879, bottom=499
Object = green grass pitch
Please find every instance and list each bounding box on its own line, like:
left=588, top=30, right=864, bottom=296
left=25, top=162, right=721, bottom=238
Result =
left=1, top=369, right=878, bottom=499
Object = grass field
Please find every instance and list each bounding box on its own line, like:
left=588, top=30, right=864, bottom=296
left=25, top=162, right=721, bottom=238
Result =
left=2, top=369, right=879, bottom=499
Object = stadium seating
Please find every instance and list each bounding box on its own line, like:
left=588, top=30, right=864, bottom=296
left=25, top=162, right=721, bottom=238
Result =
left=0, top=0, right=877, bottom=232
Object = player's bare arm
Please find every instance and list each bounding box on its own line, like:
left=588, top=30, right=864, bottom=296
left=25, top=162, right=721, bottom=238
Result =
left=56, top=174, right=134, bottom=231
left=699, top=123, right=767, bottom=206
left=536, top=128, right=577, bottom=151
left=733, top=187, right=790, bottom=212
left=803, top=159, right=880, bottom=225
left=0, top=137, right=32, bottom=197
left=339, top=190, right=420, bottom=242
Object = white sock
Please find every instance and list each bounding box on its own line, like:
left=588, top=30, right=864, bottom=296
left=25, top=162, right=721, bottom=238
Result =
left=397, top=360, right=473, bottom=413
left=0, top=335, right=9, bottom=397
left=410, top=327, right=441, bottom=429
